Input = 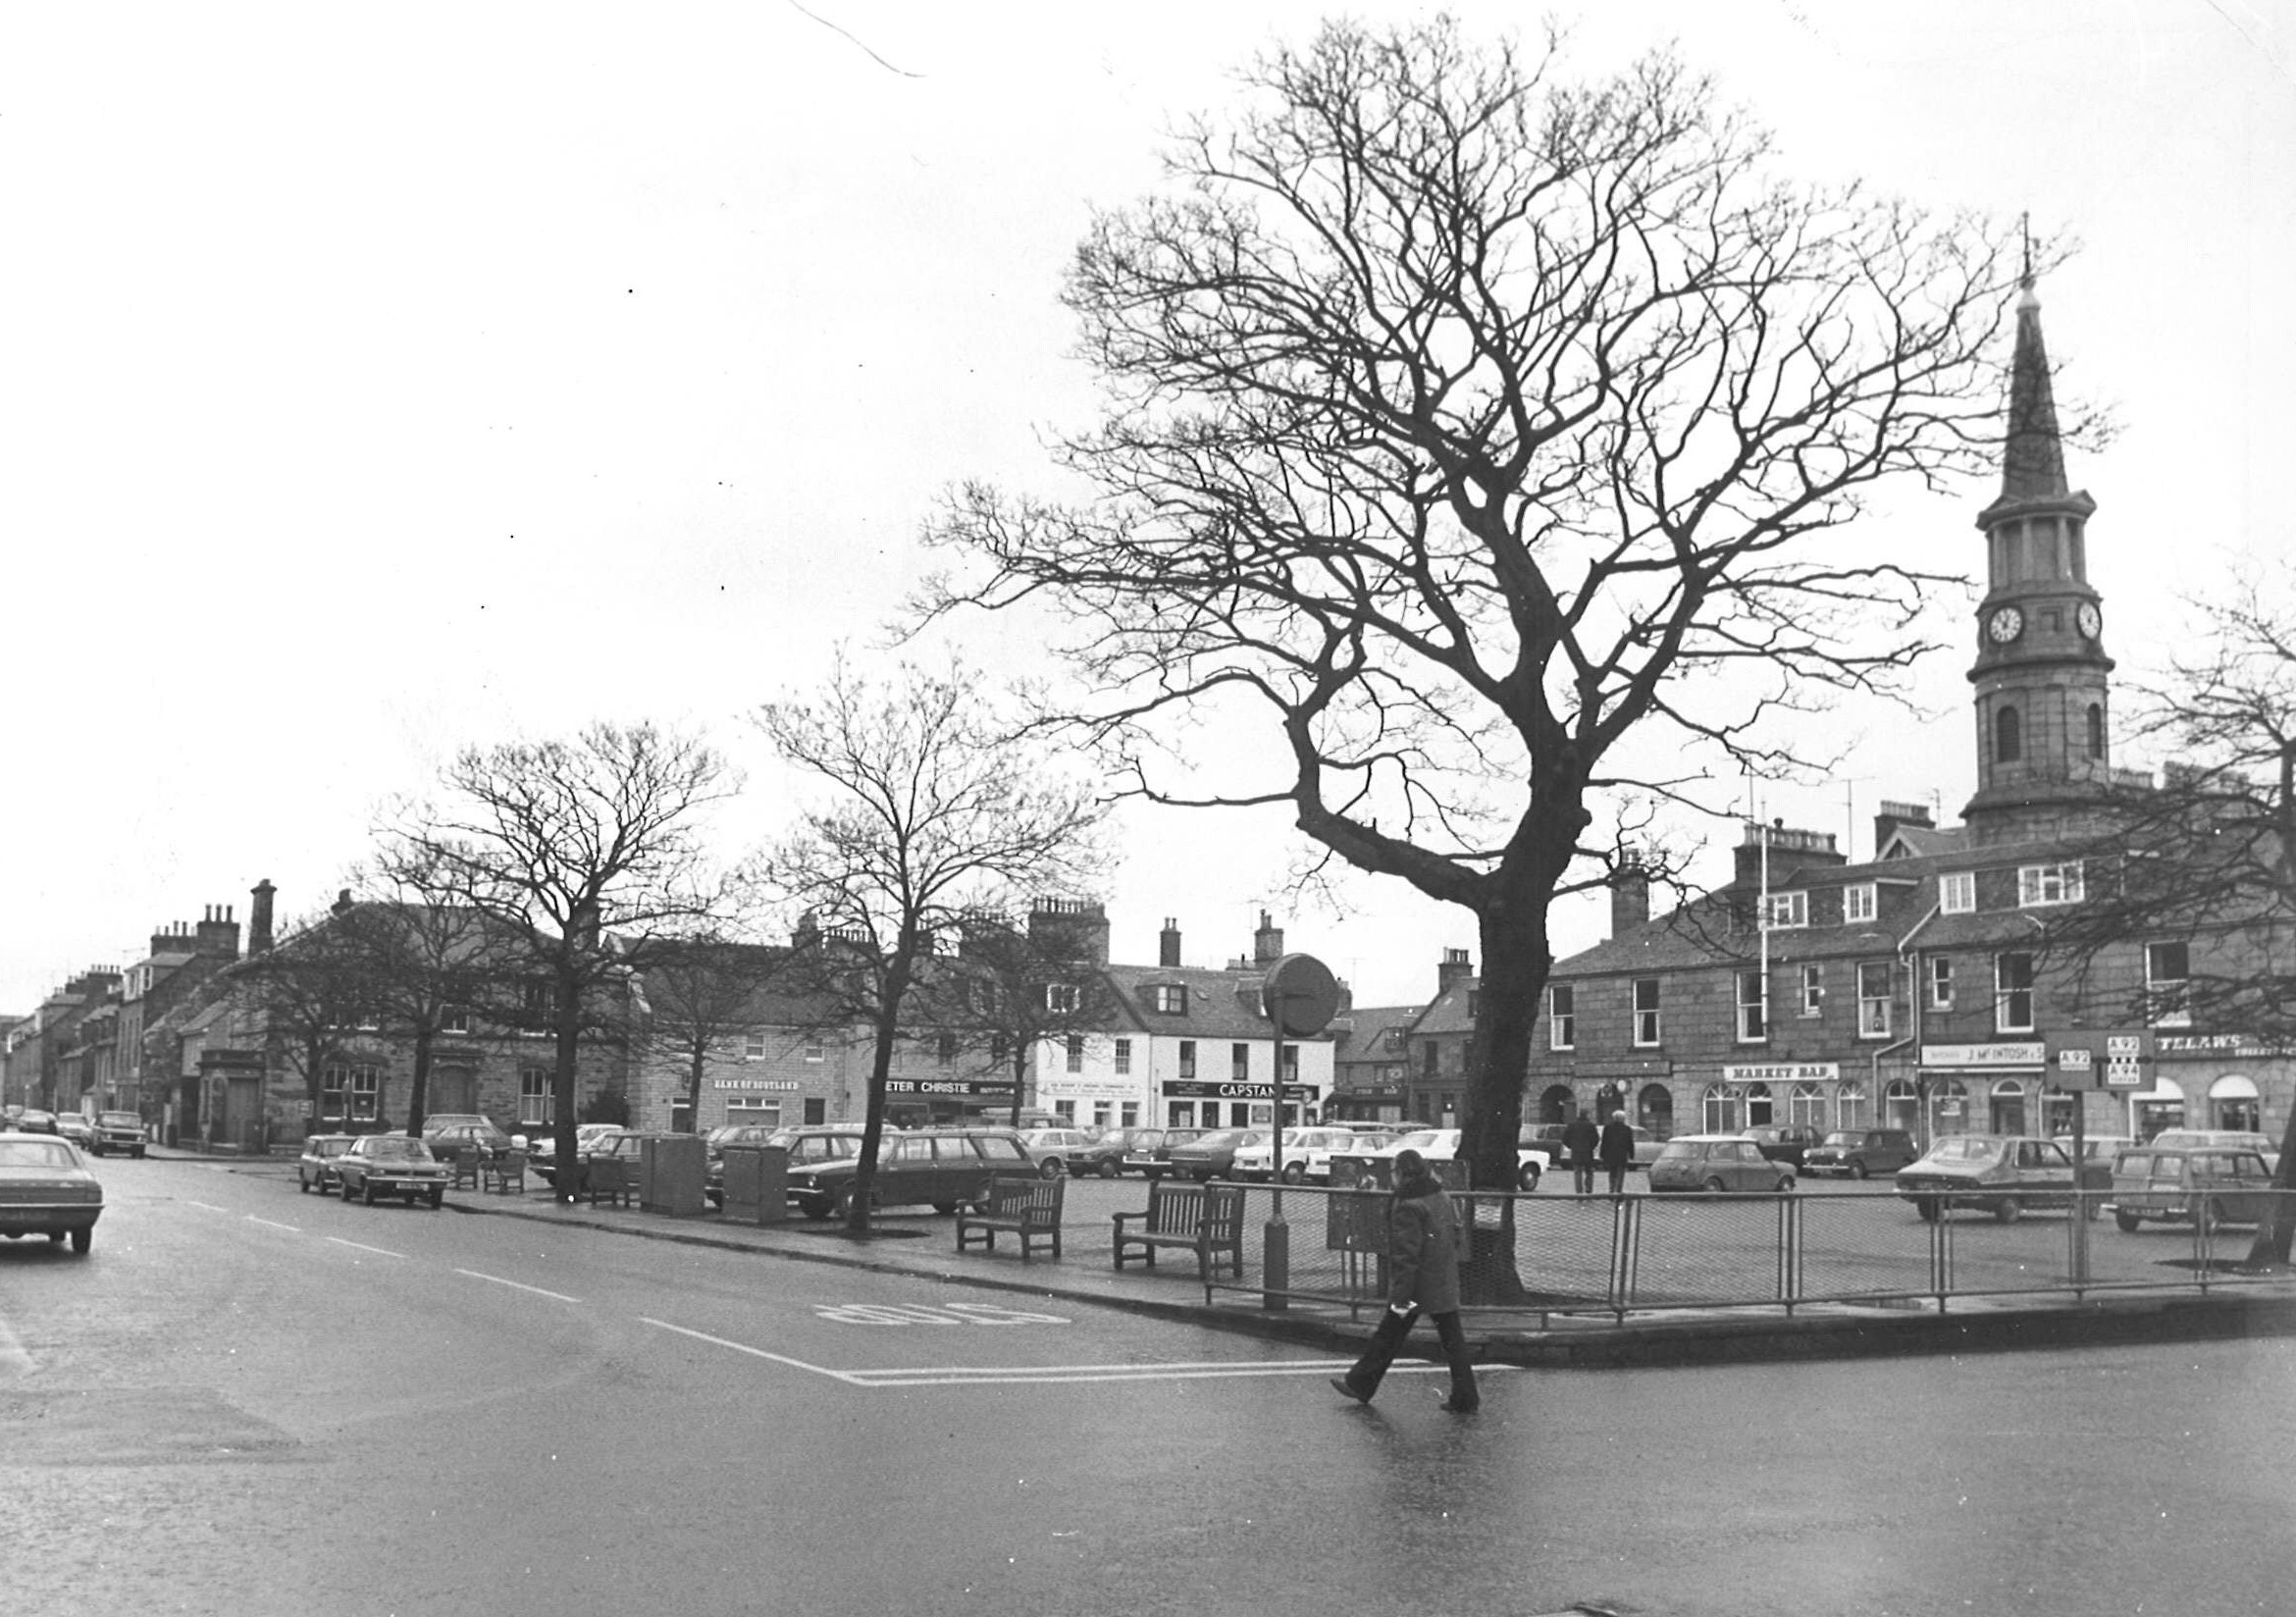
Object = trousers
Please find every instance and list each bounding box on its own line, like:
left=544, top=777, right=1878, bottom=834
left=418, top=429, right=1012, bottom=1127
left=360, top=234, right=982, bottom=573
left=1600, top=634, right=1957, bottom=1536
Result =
left=1340, top=1304, right=1479, bottom=1408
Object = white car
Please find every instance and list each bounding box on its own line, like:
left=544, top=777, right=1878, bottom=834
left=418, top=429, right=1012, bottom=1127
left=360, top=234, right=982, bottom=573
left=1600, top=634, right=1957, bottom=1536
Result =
left=1016, top=1127, right=1100, bottom=1179
left=1344, top=1126, right=1549, bottom=1191
left=1230, top=1126, right=1364, bottom=1183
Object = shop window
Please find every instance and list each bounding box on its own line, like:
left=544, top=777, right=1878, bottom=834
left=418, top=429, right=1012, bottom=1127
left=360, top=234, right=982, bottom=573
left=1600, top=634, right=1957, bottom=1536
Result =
left=1838, top=1082, right=1869, bottom=1129
left=1703, top=1084, right=1745, bottom=1133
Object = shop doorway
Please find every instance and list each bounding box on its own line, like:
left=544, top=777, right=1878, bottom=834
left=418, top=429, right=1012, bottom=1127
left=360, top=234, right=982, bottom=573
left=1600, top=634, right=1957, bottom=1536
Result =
left=2209, top=1074, right=2262, bottom=1131
left=1988, top=1078, right=2027, bottom=1135
left=1638, top=1083, right=1674, bottom=1138
left=1539, top=1084, right=1574, bottom=1127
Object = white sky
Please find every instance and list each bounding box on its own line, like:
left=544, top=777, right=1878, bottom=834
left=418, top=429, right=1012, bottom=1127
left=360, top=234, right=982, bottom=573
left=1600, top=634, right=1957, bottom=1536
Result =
left=3, top=1, right=2290, bottom=1015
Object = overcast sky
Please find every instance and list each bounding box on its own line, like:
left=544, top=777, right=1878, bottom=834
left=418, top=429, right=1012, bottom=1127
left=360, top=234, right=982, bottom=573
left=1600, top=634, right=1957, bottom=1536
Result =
left=3, top=1, right=2289, bottom=1016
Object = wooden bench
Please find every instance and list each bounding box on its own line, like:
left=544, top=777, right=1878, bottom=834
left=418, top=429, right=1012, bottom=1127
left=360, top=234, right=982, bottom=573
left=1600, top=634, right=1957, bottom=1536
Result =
left=1112, top=1179, right=1245, bottom=1280
left=955, top=1174, right=1065, bottom=1262
left=482, top=1150, right=527, bottom=1195
left=446, top=1148, right=484, bottom=1192
left=583, top=1156, right=636, bottom=1208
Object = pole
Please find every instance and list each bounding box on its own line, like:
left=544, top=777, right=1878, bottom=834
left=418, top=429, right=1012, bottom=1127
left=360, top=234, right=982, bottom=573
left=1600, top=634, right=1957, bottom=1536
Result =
left=1264, top=993, right=1290, bottom=1311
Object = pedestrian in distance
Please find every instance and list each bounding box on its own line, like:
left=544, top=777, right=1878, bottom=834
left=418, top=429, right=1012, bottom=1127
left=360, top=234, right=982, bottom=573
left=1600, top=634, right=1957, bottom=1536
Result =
left=1598, top=1109, right=1636, bottom=1195
left=1330, top=1148, right=1480, bottom=1413
left=1563, top=1107, right=1599, bottom=1195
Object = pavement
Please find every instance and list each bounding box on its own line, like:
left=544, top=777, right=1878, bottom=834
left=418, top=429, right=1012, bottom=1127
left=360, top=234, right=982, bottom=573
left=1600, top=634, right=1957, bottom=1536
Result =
left=161, top=1146, right=2296, bottom=1369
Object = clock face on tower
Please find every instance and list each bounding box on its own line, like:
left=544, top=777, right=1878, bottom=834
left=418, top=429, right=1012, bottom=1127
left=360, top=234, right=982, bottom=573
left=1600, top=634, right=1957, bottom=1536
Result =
left=2077, top=602, right=2102, bottom=639
left=1986, top=605, right=2024, bottom=645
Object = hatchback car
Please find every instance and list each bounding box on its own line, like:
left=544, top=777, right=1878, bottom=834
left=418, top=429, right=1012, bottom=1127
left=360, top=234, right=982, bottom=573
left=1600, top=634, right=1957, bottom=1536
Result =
left=1744, top=1125, right=1825, bottom=1168
left=1070, top=1127, right=1154, bottom=1177
left=788, top=1127, right=1035, bottom=1220
left=1342, top=1126, right=1549, bottom=1190
left=296, top=1133, right=357, bottom=1194
left=420, top=1115, right=515, bottom=1161
left=704, top=1124, right=867, bottom=1207
left=0, top=1133, right=103, bottom=1254
left=1800, top=1128, right=1919, bottom=1179
left=1649, top=1134, right=1797, bottom=1193
left=2147, top=1128, right=2281, bottom=1173
left=335, top=1134, right=453, bottom=1208
left=1017, top=1127, right=1102, bottom=1179
left=2109, top=1145, right=2277, bottom=1233
left=1165, top=1128, right=1267, bottom=1181
left=90, top=1111, right=148, bottom=1158
left=1231, top=1126, right=1361, bottom=1183
left=55, top=1114, right=96, bottom=1150
left=1121, top=1128, right=1206, bottom=1178
left=1895, top=1134, right=2075, bottom=1222
left=13, top=1109, right=59, bottom=1135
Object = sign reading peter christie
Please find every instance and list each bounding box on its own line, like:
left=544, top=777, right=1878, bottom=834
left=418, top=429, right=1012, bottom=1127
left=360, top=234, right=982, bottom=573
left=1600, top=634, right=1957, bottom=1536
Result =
left=1920, top=1043, right=2047, bottom=1068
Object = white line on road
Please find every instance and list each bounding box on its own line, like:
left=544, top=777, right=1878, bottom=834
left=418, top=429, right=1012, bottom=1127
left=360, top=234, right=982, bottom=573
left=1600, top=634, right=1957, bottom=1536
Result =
left=326, top=1237, right=405, bottom=1258
left=245, top=1217, right=300, bottom=1232
left=638, top=1323, right=1491, bottom=1390
left=640, top=1318, right=869, bottom=1384
left=184, top=1200, right=227, bottom=1213
left=455, top=1269, right=582, bottom=1303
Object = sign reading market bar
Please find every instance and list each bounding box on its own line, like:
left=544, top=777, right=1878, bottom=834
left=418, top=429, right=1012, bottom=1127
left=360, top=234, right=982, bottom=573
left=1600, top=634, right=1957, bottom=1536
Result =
left=1722, top=1063, right=1841, bottom=1084
left=1920, top=1043, right=2047, bottom=1069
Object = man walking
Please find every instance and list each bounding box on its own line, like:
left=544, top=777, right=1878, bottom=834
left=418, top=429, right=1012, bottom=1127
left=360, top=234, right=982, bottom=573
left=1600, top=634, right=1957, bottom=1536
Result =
left=1330, top=1148, right=1479, bottom=1413
left=1598, top=1109, right=1636, bottom=1195
left=1563, top=1107, right=1599, bottom=1194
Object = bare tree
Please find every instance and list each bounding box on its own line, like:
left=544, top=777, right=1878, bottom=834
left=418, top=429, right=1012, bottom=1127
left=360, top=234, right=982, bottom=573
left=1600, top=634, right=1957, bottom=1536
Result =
left=950, top=909, right=1122, bottom=1127
left=238, top=908, right=372, bottom=1131
left=381, top=722, right=746, bottom=1200
left=638, top=936, right=795, bottom=1133
left=2041, top=566, right=2296, bottom=1260
left=757, top=657, right=1108, bottom=1231
left=918, top=19, right=2049, bottom=1198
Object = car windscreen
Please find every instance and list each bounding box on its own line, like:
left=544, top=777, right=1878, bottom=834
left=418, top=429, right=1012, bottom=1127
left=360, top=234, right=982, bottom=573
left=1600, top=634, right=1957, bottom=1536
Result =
left=365, top=1138, right=433, bottom=1161
left=0, top=1140, right=78, bottom=1169
left=972, top=1136, right=1032, bottom=1166
left=1923, top=1138, right=1996, bottom=1162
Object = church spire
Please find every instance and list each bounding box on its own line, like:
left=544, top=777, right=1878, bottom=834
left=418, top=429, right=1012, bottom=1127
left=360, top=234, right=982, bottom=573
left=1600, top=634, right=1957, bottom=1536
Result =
left=1998, top=273, right=2069, bottom=502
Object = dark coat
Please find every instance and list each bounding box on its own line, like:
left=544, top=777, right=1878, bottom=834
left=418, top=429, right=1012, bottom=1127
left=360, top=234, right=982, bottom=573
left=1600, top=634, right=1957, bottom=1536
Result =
left=1597, top=1116, right=1636, bottom=1171
left=1386, top=1166, right=1463, bottom=1313
left=1562, top=1114, right=1599, bottom=1164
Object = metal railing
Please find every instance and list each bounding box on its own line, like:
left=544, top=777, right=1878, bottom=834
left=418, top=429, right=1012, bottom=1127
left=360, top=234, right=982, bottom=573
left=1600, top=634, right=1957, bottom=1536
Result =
left=1200, top=1182, right=2296, bottom=1323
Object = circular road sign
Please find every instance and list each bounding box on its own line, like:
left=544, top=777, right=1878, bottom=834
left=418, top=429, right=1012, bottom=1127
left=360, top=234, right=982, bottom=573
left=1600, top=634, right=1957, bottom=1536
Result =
left=1261, top=953, right=1341, bottom=1038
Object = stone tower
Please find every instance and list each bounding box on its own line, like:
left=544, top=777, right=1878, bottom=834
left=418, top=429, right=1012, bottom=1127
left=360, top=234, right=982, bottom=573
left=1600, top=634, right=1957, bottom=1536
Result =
left=1962, top=273, right=2115, bottom=845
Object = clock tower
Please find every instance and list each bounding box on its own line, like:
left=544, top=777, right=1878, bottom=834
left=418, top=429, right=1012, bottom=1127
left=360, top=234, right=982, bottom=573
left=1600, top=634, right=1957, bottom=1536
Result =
left=1963, top=273, right=2114, bottom=846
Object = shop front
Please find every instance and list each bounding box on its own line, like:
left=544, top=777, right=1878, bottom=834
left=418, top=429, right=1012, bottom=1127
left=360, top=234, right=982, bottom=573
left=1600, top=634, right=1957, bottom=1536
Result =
left=884, top=1075, right=1018, bottom=1126
left=1916, top=1042, right=2047, bottom=1146
left=700, top=1077, right=818, bottom=1134
left=1161, top=1079, right=1321, bottom=1130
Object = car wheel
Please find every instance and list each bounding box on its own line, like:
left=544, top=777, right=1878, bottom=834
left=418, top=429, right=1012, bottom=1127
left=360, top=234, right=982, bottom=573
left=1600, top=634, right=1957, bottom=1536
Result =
left=1849, top=1161, right=1869, bottom=1181
left=363, top=1182, right=378, bottom=1207
left=1702, top=1176, right=1727, bottom=1193
left=1038, top=1158, right=1064, bottom=1180
left=341, top=1176, right=358, bottom=1202
left=298, top=1174, right=311, bottom=1194
left=1099, top=1160, right=1118, bottom=1179
left=2114, top=1209, right=2142, bottom=1233
left=1281, top=1162, right=1306, bottom=1184
left=931, top=1201, right=958, bottom=1215
left=428, top=1187, right=444, bottom=1209
left=1915, top=1196, right=1940, bottom=1223
left=1777, top=1174, right=1796, bottom=1193
left=1995, top=1196, right=2022, bottom=1224
left=133, top=1147, right=145, bottom=1159
left=70, top=1226, right=91, bottom=1255
left=1517, top=1162, right=1541, bottom=1192
left=830, top=1185, right=858, bottom=1221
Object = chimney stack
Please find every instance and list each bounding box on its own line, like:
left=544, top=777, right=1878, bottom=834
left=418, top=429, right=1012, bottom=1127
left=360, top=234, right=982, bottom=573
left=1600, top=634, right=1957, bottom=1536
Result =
left=1159, top=918, right=1181, bottom=968
left=1436, top=948, right=1474, bottom=995
left=1027, top=896, right=1111, bottom=965
left=249, top=878, right=277, bottom=956
left=1252, top=911, right=1284, bottom=966
left=194, top=905, right=240, bottom=961
left=1873, top=799, right=1936, bottom=859
left=333, top=888, right=355, bottom=915
left=1610, top=861, right=1650, bottom=939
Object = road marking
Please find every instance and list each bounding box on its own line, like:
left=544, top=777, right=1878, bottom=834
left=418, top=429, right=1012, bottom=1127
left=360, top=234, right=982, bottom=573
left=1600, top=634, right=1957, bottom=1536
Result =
left=184, top=1200, right=228, bottom=1213
left=245, top=1217, right=300, bottom=1232
left=455, top=1269, right=582, bottom=1303
left=639, top=1320, right=1483, bottom=1390
left=813, top=1301, right=1070, bottom=1326
left=641, top=1318, right=868, bottom=1383
left=326, top=1237, right=405, bottom=1258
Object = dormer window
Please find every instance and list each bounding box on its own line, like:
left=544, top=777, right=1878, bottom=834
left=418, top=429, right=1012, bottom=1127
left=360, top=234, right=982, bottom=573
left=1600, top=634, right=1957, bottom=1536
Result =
left=1843, top=884, right=1877, bottom=924
left=1762, top=891, right=1807, bottom=929
left=1940, top=871, right=1975, bottom=913
left=1148, top=983, right=1187, bottom=1015
left=1045, top=982, right=1081, bottom=1014
left=2017, top=862, right=2085, bottom=908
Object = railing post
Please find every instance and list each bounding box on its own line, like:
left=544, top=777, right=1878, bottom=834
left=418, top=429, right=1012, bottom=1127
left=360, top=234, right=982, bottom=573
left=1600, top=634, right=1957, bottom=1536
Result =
left=1777, top=1191, right=1801, bottom=1313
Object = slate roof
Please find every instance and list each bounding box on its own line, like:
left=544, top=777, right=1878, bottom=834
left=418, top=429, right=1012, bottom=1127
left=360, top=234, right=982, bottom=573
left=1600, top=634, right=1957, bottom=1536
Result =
left=1103, top=962, right=1322, bottom=1040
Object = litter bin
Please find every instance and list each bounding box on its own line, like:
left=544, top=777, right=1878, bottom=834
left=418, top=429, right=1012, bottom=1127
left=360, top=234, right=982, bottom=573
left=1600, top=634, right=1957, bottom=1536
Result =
left=719, top=1145, right=788, bottom=1226
left=640, top=1133, right=707, bottom=1218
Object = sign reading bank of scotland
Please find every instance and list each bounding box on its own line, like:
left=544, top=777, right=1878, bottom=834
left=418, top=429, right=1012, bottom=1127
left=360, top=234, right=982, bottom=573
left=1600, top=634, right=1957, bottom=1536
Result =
left=1919, top=1042, right=2047, bottom=1069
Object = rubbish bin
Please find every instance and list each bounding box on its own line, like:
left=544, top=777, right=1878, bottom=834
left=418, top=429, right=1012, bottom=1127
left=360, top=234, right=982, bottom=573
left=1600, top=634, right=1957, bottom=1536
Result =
left=640, top=1133, right=707, bottom=1218
left=720, top=1145, right=788, bottom=1226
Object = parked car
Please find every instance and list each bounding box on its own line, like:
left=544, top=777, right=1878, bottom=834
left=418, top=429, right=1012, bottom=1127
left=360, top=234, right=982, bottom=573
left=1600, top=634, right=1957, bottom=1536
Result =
left=2069, top=1134, right=2138, bottom=1195
left=13, top=1109, right=58, bottom=1135
left=1800, top=1128, right=1920, bottom=1180
left=296, top=1133, right=357, bottom=1194
left=1744, top=1125, right=1825, bottom=1169
left=2146, top=1128, right=2281, bottom=1174
left=0, top=1133, right=104, bottom=1254
left=335, top=1134, right=453, bottom=1208
left=528, top=1121, right=622, bottom=1178
left=1164, top=1128, right=1267, bottom=1181
left=1342, top=1126, right=1549, bottom=1191
left=89, top=1111, right=147, bottom=1158
left=532, top=1125, right=631, bottom=1188
left=703, top=1124, right=868, bottom=1207
left=1231, top=1126, right=1363, bottom=1183
left=1017, top=1127, right=1102, bottom=1179
left=787, top=1127, right=1035, bottom=1220
left=1121, top=1128, right=1205, bottom=1179
left=1067, top=1127, right=1154, bottom=1177
left=1895, top=1134, right=2076, bottom=1222
left=2109, top=1144, right=2277, bottom=1233
left=420, top=1115, right=515, bottom=1161
left=1649, top=1134, right=1797, bottom=1193
left=54, top=1114, right=96, bottom=1150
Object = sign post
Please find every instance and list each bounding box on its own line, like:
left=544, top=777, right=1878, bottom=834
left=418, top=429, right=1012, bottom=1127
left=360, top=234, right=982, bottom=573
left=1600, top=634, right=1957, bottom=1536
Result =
left=1258, top=954, right=1341, bottom=1313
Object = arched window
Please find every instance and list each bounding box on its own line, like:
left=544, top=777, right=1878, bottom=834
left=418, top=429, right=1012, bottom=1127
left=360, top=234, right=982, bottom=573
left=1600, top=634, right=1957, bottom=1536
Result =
left=1996, top=704, right=2022, bottom=763
left=1702, top=1084, right=1745, bottom=1133
left=1638, top=1083, right=1675, bottom=1136
left=2086, top=704, right=2105, bottom=759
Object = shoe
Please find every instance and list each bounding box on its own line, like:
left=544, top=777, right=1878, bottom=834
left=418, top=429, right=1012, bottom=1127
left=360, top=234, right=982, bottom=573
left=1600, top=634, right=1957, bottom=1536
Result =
left=1330, top=1377, right=1370, bottom=1405
left=1435, top=1391, right=1480, bottom=1413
